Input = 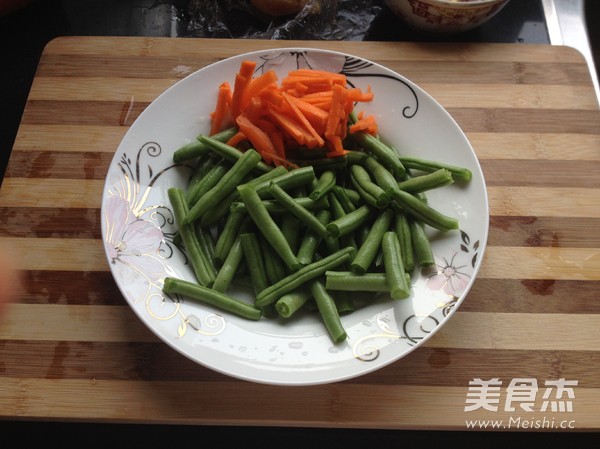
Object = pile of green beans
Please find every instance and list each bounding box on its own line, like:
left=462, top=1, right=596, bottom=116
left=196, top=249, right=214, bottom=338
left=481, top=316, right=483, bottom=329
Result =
left=162, top=120, right=472, bottom=344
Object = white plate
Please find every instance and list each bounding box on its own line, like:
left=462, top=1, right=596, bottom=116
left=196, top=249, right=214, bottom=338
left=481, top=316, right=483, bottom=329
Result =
left=101, top=48, right=489, bottom=386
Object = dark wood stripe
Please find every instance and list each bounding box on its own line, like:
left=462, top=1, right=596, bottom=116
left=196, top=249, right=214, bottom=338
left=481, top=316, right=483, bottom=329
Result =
left=489, top=216, right=600, bottom=248
left=37, top=53, right=592, bottom=86
left=449, top=108, right=600, bottom=134
left=16, top=269, right=600, bottom=313
left=1, top=340, right=598, bottom=387
left=460, top=278, right=600, bottom=314
left=5, top=151, right=113, bottom=180
left=480, top=159, right=600, bottom=188
left=21, top=100, right=150, bottom=126
left=0, top=208, right=101, bottom=238
left=19, top=271, right=124, bottom=305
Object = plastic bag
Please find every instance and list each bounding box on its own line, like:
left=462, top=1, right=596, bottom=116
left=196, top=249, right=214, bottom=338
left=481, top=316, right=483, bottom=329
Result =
left=186, top=0, right=383, bottom=40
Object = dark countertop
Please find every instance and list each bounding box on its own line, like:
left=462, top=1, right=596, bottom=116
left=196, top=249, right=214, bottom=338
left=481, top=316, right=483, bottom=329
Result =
left=7, top=0, right=597, bottom=445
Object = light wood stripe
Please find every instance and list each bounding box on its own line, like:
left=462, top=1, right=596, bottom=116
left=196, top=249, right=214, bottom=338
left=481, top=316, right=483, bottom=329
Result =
left=2, top=179, right=598, bottom=220
left=12, top=125, right=127, bottom=152
left=2, top=238, right=600, bottom=280
left=2, top=303, right=600, bottom=351
left=422, top=83, right=599, bottom=110
left=29, top=77, right=178, bottom=103
left=28, top=77, right=598, bottom=110
left=467, top=132, right=600, bottom=161
left=0, top=179, right=104, bottom=208
left=43, top=37, right=588, bottom=64
left=487, top=187, right=600, bottom=218
left=478, top=246, right=600, bottom=281
left=0, top=237, right=108, bottom=271
left=0, top=378, right=598, bottom=428
left=0, top=304, right=156, bottom=342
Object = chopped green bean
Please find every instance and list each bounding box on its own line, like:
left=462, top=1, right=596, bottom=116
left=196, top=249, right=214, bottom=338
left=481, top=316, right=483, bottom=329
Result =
left=350, top=207, right=393, bottom=274
left=163, top=277, right=261, bottom=320
left=350, top=131, right=406, bottom=179
left=255, top=246, right=355, bottom=307
left=198, top=134, right=273, bottom=173
left=275, top=288, right=313, bottom=318
left=296, top=209, right=331, bottom=266
left=309, top=169, right=336, bottom=201
left=168, top=187, right=216, bottom=287
left=350, top=164, right=390, bottom=208
left=238, top=183, right=301, bottom=272
left=230, top=196, right=329, bottom=215
left=173, top=127, right=238, bottom=164
left=309, top=280, right=347, bottom=344
left=239, top=232, right=270, bottom=296
left=409, top=218, right=435, bottom=267
left=396, top=168, right=454, bottom=194
left=325, top=271, right=389, bottom=292
left=268, top=183, right=329, bottom=238
left=185, top=149, right=262, bottom=225
left=394, top=212, right=415, bottom=273
left=382, top=232, right=411, bottom=299
left=212, top=234, right=244, bottom=293
left=399, top=156, right=472, bottom=182
left=390, top=188, right=458, bottom=232
left=214, top=210, right=247, bottom=266
left=326, top=205, right=372, bottom=239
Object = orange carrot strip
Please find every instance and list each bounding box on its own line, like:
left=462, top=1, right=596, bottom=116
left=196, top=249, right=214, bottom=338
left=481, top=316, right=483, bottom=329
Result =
left=287, top=69, right=346, bottom=85
left=236, top=113, right=275, bottom=164
left=210, top=81, right=232, bottom=136
left=282, top=93, right=325, bottom=148
left=325, top=83, right=348, bottom=141
left=226, top=131, right=248, bottom=147
left=230, top=60, right=257, bottom=118
left=349, top=114, right=378, bottom=135
left=267, top=105, right=311, bottom=146
left=242, top=69, right=278, bottom=110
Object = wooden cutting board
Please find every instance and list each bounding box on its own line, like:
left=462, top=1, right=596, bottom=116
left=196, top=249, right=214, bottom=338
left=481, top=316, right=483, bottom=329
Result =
left=1, top=36, right=600, bottom=430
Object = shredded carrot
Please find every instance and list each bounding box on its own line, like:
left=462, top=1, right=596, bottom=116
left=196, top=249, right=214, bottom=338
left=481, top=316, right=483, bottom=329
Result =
left=210, top=81, right=232, bottom=136
left=208, top=60, right=376, bottom=167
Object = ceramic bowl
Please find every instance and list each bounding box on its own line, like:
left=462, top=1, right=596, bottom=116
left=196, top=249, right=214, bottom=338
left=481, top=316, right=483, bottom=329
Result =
left=385, top=0, right=511, bottom=34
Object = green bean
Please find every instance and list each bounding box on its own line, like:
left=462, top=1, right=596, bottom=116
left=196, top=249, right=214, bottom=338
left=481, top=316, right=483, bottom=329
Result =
left=290, top=156, right=347, bottom=171
left=214, top=210, right=247, bottom=265
left=409, top=218, right=435, bottom=268
left=345, top=150, right=369, bottom=165
left=237, top=183, right=301, bottom=272
left=187, top=162, right=229, bottom=207
left=253, top=166, right=315, bottom=197
left=362, top=156, right=399, bottom=195
left=167, top=188, right=216, bottom=287
left=239, top=233, right=270, bottom=296
left=350, top=207, right=393, bottom=274
left=185, top=149, right=262, bottom=225
left=390, top=188, right=458, bottom=232
left=268, top=183, right=329, bottom=238
left=255, top=246, right=355, bottom=307
left=196, top=226, right=217, bottom=272
left=197, top=134, right=273, bottom=173
left=399, top=156, right=472, bottom=182
left=260, top=236, right=288, bottom=284
left=333, top=291, right=354, bottom=315
left=350, top=164, right=390, bottom=208
left=328, top=193, right=358, bottom=253
left=173, top=127, right=238, bottom=164
left=280, top=214, right=302, bottom=255
left=396, top=168, right=454, bottom=194
left=230, top=196, right=329, bottom=215
left=325, top=271, right=389, bottom=292
left=297, top=210, right=331, bottom=266
left=382, top=232, right=411, bottom=299
left=394, top=212, right=415, bottom=273
left=309, top=169, right=336, bottom=201
left=309, top=280, right=347, bottom=344
left=350, top=131, right=406, bottom=179
left=186, top=155, right=218, bottom=203
left=275, top=288, right=313, bottom=319
left=342, top=187, right=362, bottom=207
left=326, top=205, right=372, bottom=239
left=212, top=234, right=244, bottom=293
left=199, top=189, right=239, bottom=228
left=163, top=277, right=261, bottom=320
left=333, top=185, right=356, bottom=213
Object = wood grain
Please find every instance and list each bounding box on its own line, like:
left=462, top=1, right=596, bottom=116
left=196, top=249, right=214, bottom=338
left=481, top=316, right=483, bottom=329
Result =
left=1, top=37, right=599, bottom=430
